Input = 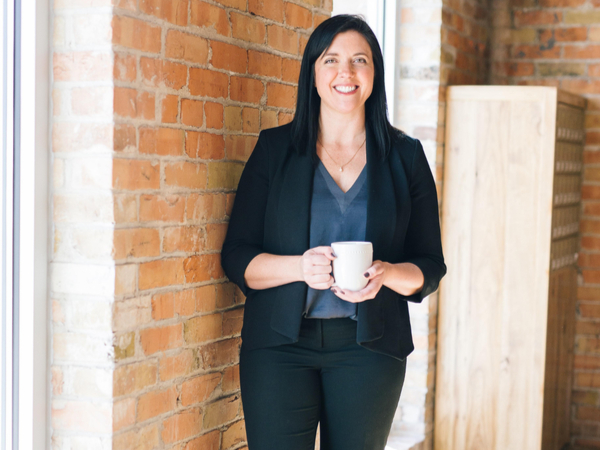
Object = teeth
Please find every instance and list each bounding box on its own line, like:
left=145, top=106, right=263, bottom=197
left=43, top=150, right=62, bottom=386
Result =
left=335, top=86, right=357, bottom=93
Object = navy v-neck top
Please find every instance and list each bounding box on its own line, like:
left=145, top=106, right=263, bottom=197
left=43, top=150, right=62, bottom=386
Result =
left=304, top=161, right=368, bottom=319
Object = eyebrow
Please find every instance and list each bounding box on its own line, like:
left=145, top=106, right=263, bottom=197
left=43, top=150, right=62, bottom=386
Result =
left=322, top=52, right=370, bottom=58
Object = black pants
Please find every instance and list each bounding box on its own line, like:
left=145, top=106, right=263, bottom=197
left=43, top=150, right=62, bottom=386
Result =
left=239, top=318, right=407, bottom=450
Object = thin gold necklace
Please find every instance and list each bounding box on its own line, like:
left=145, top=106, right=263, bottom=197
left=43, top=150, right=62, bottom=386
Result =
left=318, top=136, right=366, bottom=172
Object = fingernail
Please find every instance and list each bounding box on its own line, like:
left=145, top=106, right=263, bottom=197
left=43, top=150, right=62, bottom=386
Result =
left=364, top=272, right=369, bottom=278
left=332, top=252, right=337, bottom=258
left=331, top=288, right=337, bottom=293
left=340, top=290, right=345, bottom=295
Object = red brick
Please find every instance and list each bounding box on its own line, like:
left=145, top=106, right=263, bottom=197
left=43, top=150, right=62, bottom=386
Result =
left=184, top=314, right=223, bottom=344
left=163, top=226, right=204, bottom=253
left=113, top=228, right=160, bottom=259
left=222, top=365, right=240, bottom=392
left=151, top=289, right=196, bottom=320
left=575, top=354, right=600, bottom=370
left=181, top=99, right=204, bottom=128
left=586, top=168, right=600, bottom=183
left=190, top=1, right=230, bottom=36
left=114, top=53, right=137, bottom=82
left=279, top=112, right=293, bottom=125
left=223, top=307, right=243, bottom=335
left=159, top=349, right=198, bottom=380
left=162, top=409, right=203, bottom=444
left=203, top=395, right=240, bottom=428
left=242, top=108, right=259, bottom=133
left=582, top=236, right=600, bottom=250
left=226, top=135, right=258, bottom=161
left=267, top=82, right=296, bottom=109
left=282, top=58, right=301, bottom=82
left=214, top=0, right=246, bottom=7
left=285, top=2, right=312, bottom=29
left=113, top=361, right=157, bottom=397
left=141, top=57, right=187, bottom=90
left=230, top=76, right=264, bottom=103
left=211, top=41, right=247, bottom=74
left=184, top=430, right=220, bottom=450
left=231, top=12, right=266, bottom=44
left=186, top=193, right=227, bottom=222
left=565, top=45, right=600, bottom=59
left=140, top=0, right=188, bottom=25
left=162, top=95, right=179, bottom=123
left=585, top=150, right=600, bottom=163
left=166, top=30, right=209, bottom=64
left=114, top=88, right=155, bottom=120
left=139, top=127, right=184, bottom=155
left=584, top=270, right=600, bottom=284
left=576, top=371, right=600, bottom=388
left=587, top=131, right=600, bottom=144
left=249, top=0, right=283, bottom=22
left=112, top=16, right=161, bottom=53
left=186, top=132, right=225, bottom=159
left=314, top=13, right=328, bottom=28
left=183, top=254, right=224, bottom=283
left=140, top=323, right=183, bottom=354
left=268, top=24, right=298, bottom=54
left=514, top=10, right=562, bottom=26
left=580, top=301, right=600, bottom=318
left=511, top=44, right=560, bottom=59
left=113, top=159, right=160, bottom=191
left=249, top=50, right=282, bottom=78
left=189, top=68, right=229, bottom=99
left=578, top=406, right=600, bottom=421
left=198, top=337, right=241, bottom=369
left=205, top=102, right=224, bottom=129
left=137, top=386, right=178, bottom=422
left=579, top=252, right=600, bottom=267
left=540, top=27, right=587, bottom=43
left=579, top=286, right=600, bottom=301
left=113, top=124, right=136, bottom=152
left=539, top=0, right=585, bottom=5
left=165, top=161, right=208, bottom=189
left=140, top=194, right=186, bottom=222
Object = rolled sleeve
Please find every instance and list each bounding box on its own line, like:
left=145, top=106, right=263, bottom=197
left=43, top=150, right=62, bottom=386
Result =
left=402, top=139, right=447, bottom=303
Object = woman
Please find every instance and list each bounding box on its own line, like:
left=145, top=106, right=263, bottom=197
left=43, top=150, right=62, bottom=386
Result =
left=221, top=14, right=446, bottom=450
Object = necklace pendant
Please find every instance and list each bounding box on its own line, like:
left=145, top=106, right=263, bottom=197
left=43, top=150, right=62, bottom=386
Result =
left=339, top=167, right=343, bottom=172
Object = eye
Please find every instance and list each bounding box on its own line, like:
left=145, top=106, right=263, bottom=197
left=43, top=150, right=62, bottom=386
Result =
left=354, top=57, right=367, bottom=64
left=324, top=58, right=336, bottom=64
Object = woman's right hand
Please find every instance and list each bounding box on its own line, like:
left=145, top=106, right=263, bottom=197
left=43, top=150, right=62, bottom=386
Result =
left=299, top=246, right=336, bottom=290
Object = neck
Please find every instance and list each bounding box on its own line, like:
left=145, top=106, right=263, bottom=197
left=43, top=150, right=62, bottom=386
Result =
left=318, top=104, right=366, bottom=146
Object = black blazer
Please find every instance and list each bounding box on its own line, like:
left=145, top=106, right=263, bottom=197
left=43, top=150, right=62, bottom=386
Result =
left=221, top=123, right=446, bottom=360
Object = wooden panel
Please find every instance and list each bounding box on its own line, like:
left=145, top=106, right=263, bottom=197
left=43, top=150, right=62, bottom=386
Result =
left=436, top=87, right=560, bottom=450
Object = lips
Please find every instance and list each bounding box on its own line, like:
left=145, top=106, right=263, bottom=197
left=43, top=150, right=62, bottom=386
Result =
left=334, top=85, right=358, bottom=93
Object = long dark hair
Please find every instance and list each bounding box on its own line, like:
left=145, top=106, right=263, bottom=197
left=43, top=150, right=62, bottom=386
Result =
left=291, top=14, right=402, bottom=160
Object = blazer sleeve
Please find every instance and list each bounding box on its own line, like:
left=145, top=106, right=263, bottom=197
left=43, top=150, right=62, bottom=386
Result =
left=221, top=132, right=270, bottom=296
left=402, top=139, right=447, bottom=302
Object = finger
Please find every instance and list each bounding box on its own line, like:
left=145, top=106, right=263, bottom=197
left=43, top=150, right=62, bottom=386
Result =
left=308, top=264, right=332, bottom=275
left=309, top=273, right=333, bottom=283
left=364, top=261, right=385, bottom=279
left=311, top=246, right=336, bottom=260
left=306, top=254, right=334, bottom=267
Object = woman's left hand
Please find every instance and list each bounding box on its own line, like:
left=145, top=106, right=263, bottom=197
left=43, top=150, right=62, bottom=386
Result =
left=330, top=261, right=388, bottom=303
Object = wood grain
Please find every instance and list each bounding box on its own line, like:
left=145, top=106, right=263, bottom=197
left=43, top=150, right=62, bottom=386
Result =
left=435, top=86, right=583, bottom=450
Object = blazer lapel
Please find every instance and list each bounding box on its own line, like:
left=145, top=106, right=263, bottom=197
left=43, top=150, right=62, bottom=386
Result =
left=270, top=147, right=314, bottom=339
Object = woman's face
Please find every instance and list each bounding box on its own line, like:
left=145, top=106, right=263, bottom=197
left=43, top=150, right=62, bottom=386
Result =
left=314, top=30, right=375, bottom=117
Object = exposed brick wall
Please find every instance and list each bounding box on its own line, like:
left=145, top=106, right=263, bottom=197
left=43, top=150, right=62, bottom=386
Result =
left=392, top=2, right=490, bottom=449
left=50, top=0, right=332, bottom=449
left=489, top=1, right=600, bottom=448
left=50, top=0, right=116, bottom=447
left=393, top=2, right=443, bottom=447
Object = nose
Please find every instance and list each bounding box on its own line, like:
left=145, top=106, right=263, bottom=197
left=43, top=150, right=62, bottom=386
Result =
left=338, top=60, right=354, bottom=77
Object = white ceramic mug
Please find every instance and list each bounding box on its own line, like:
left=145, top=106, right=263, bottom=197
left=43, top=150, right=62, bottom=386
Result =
left=331, top=241, right=373, bottom=292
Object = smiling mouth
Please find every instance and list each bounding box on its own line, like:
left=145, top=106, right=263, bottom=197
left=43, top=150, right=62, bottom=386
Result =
left=334, top=85, right=358, bottom=93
